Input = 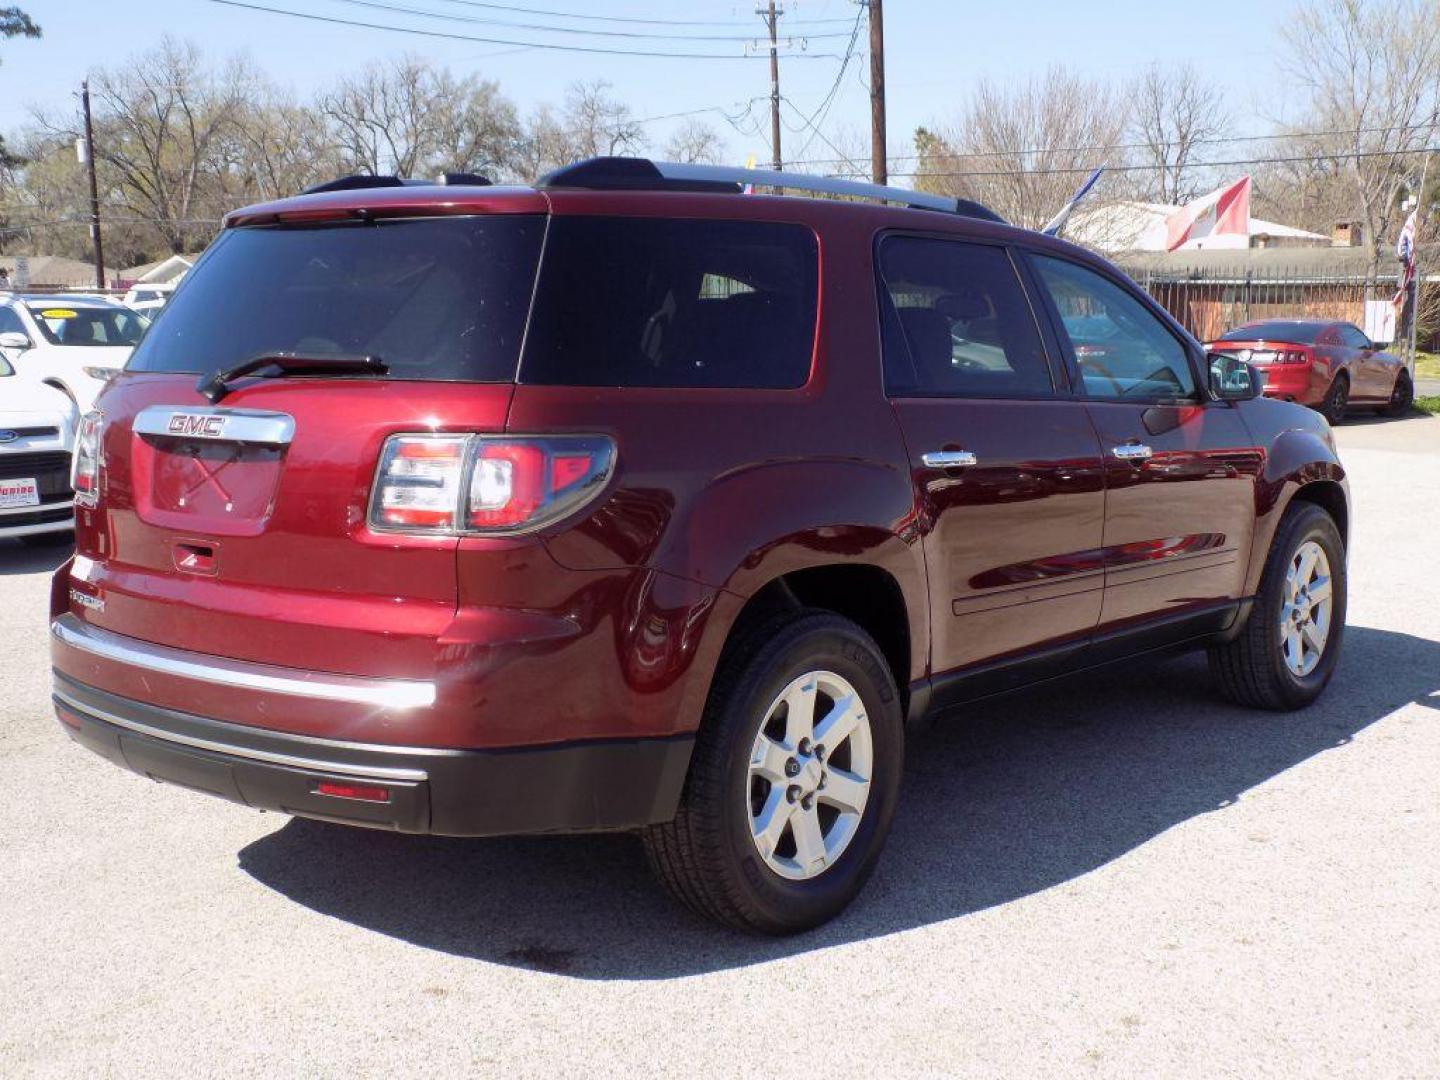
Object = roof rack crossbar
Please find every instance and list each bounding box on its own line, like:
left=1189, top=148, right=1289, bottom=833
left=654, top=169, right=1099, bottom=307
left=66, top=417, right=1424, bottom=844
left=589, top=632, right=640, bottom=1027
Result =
left=659, top=161, right=961, bottom=213
left=538, top=157, right=1005, bottom=223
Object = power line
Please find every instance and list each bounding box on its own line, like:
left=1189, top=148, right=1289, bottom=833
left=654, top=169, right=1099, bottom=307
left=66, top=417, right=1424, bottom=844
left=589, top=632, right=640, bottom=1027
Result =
left=326, top=0, right=853, bottom=41
left=893, top=144, right=1440, bottom=181
left=420, top=0, right=853, bottom=28
left=790, top=3, right=865, bottom=161
left=788, top=120, right=1440, bottom=168
left=204, top=0, right=845, bottom=59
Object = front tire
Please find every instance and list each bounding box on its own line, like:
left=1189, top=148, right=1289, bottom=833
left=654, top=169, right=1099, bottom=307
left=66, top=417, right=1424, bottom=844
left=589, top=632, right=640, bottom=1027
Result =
left=643, top=610, right=904, bottom=934
left=1208, top=502, right=1346, bottom=710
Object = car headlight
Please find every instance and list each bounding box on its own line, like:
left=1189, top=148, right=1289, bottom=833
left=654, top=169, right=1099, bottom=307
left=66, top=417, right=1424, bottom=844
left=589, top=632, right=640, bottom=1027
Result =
left=82, top=366, right=117, bottom=382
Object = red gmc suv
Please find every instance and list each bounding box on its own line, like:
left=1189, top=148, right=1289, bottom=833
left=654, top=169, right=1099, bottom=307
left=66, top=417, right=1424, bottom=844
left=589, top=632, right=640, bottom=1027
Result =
left=50, top=158, right=1349, bottom=933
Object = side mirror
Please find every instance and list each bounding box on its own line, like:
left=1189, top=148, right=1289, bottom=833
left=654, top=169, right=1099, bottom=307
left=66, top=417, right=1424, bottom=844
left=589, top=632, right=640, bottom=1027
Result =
left=0, top=331, right=31, bottom=351
left=1208, top=351, right=1264, bottom=401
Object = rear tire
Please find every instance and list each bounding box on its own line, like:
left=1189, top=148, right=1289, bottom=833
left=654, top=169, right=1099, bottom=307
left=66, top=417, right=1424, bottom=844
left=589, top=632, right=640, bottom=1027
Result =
left=643, top=610, right=904, bottom=934
left=1208, top=502, right=1345, bottom=710
left=1384, top=369, right=1414, bottom=416
left=1321, top=374, right=1349, bottom=424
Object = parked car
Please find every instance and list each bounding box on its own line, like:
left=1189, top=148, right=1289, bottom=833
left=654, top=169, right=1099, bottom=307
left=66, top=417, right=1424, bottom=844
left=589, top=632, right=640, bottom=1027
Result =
left=0, top=353, right=76, bottom=545
left=48, top=159, right=1350, bottom=933
left=1206, top=318, right=1413, bottom=422
left=0, top=294, right=148, bottom=412
left=122, top=282, right=175, bottom=316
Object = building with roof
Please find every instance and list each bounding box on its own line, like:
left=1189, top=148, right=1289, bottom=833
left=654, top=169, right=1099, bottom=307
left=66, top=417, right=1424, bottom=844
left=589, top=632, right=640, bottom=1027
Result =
left=0, top=254, right=101, bottom=289
left=1065, top=200, right=1332, bottom=254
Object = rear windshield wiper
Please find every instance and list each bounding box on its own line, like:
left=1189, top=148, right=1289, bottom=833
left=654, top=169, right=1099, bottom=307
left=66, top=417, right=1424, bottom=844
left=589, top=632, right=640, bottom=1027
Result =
left=197, top=352, right=388, bottom=403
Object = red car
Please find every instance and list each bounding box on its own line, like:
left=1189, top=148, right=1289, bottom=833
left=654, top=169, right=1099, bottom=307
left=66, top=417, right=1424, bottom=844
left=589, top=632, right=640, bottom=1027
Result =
left=50, top=159, right=1350, bottom=933
left=1207, top=318, right=1414, bottom=423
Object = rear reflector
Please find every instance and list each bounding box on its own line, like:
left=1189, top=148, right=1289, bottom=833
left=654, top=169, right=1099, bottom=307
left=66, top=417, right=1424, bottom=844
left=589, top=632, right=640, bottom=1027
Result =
left=315, top=781, right=391, bottom=803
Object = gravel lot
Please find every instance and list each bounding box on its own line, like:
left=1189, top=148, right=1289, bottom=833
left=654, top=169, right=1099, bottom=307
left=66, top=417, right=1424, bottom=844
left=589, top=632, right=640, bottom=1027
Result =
left=4, top=413, right=1439, bottom=1079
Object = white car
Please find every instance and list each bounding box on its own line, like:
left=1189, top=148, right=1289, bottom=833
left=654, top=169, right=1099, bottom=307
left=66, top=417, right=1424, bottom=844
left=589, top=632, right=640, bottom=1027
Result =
left=0, top=294, right=147, bottom=412
left=123, top=282, right=175, bottom=315
left=0, top=352, right=77, bottom=545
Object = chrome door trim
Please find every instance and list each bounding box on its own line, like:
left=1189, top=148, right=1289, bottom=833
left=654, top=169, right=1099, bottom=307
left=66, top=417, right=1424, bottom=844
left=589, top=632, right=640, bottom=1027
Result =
left=51, top=614, right=435, bottom=709
left=921, top=450, right=979, bottom=468
left=52, top=686, right=428, bottom=782
left=133, top=405, right=296, bottom=446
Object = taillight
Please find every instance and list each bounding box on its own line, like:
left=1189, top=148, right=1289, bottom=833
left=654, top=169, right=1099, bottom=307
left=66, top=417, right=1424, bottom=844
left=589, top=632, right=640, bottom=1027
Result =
left=369, top=433, right=615, bottom=535
left=71, top=410, right=102, bottom=507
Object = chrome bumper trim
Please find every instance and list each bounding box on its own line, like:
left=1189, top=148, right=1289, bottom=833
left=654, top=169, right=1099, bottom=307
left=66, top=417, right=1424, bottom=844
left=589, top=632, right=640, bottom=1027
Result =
left=53, top=686, right=427, bottom=782
left=50, top=614, right=437, bottom=710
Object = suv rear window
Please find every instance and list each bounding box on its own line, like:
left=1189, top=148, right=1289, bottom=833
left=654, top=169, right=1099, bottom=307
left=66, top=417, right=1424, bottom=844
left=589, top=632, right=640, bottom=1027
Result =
left=520, top=217, right=818, bottom=388
left=127, top=216, right=544, bottom=382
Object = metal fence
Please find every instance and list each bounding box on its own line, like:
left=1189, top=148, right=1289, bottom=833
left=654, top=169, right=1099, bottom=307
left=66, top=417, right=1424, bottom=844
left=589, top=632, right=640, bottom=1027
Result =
left=1124, top=265, right=1406, bottom=346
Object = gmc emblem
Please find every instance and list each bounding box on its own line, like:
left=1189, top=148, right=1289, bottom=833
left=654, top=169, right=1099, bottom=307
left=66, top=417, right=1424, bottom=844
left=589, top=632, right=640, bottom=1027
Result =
left=167, top=413, right=226, bottom=438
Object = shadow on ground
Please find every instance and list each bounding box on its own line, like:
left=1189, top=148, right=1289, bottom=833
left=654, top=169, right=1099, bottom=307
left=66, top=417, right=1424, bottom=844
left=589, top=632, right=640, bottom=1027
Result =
left=0, top=538, right=71, bottom=577
left=239, top=625, right=1438, bottom=979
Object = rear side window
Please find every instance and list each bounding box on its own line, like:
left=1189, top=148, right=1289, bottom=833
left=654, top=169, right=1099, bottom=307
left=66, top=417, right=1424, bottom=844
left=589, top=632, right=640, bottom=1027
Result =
left=521, top=217, right=818, bottom=388
left=876, top=236, right=1053, bottom=398
left=128, top=216, right=544, bottom=382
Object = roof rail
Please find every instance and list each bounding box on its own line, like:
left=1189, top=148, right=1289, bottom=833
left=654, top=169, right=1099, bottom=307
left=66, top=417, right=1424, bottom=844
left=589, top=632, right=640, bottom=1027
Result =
left=538, top=156, right=1006, bottom=223
left=301, top=172, right=493, bottom=195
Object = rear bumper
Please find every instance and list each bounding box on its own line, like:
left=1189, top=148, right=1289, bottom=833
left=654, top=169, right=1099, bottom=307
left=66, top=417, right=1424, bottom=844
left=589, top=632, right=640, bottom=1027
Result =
left=53, top=672, right=693, bottom=836
left=1258, top=365, right=1323, bottom=405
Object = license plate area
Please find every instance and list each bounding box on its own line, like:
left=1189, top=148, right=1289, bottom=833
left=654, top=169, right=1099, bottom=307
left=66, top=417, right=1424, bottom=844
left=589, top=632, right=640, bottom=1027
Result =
left=134, top=436, right=285, bottom=535
left=0, top=477, right=40, bottom=508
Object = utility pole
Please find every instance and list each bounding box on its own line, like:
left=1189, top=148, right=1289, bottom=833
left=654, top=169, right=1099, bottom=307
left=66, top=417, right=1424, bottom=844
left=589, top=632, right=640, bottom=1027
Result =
left=79, top=81, right=105, bottom=290
left=760, top=1, right=782, bottom=171
left=868, top=0, right=886, bottom=186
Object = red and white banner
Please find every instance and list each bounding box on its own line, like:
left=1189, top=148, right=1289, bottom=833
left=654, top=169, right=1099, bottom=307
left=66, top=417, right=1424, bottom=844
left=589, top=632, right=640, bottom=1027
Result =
left=1164, top=176, right=1252, bottom=251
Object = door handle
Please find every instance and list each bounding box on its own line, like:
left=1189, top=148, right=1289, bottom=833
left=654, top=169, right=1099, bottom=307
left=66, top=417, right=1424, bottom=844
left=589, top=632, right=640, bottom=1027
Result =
left=1111, top=443, right=1153, bottom=461
left=921, top=450, right=978, bottom=468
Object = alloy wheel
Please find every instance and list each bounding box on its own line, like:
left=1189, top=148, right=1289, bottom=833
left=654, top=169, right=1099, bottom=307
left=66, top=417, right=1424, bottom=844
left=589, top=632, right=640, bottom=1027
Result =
left=1280, top=539, right=1333, bottom=677
left=746, top=670, right=873, bottom=881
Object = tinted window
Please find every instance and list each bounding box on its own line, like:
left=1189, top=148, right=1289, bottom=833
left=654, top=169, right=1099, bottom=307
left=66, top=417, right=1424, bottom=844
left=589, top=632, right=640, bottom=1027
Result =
left=1033, top=256, right=1198, bottom=400
left=877, top=237, right=1052, bottom=397
left=1218, top=320, right=1324, bottom=344
left=1338, top=324, right=1371, bottom=349
left=27, top=304, right=146, bottom=347
left=521, top=217, right=818, bottom=388
left=128, top=216, right=544, bottom=382
left=0, top=306, right=23, bottom=335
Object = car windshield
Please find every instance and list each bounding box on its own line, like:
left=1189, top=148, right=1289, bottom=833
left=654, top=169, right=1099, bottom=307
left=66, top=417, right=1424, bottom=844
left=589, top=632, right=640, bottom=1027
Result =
left=26, top=304, right=148, bottom=347
left=1219, top=321, right=1325, bottom=344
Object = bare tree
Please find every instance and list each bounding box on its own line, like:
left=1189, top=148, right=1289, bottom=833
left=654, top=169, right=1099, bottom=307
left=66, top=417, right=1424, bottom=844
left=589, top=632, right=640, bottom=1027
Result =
left=664, top=118, right=726, bottom=164
left=323, top=56, right=437, bottom=177
left=562, top=79, right=643, bottom=158
left=60, top=38, right=255, bottom=254
left=1279, top=0, right=1440, bottom=268
left=1128, top=62, right=1230, bottom=204
left=915, top=67, right=1126, bottom=230
left=231, top=91, right=346, bottom=200
left=322, top=57, right=522, bottom=181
